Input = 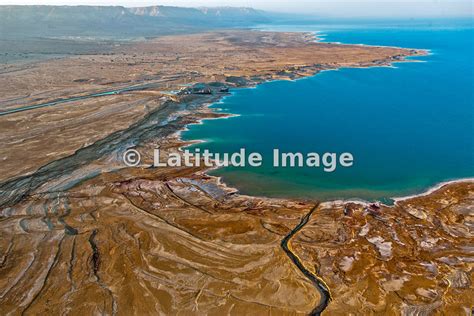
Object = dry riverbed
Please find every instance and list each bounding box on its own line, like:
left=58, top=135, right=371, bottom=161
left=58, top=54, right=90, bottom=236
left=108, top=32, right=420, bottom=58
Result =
left=1, top=31, right=472, bottom=315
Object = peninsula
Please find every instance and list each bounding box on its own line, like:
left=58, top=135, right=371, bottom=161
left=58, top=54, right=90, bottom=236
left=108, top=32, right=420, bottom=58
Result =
left=0, top=5, right=472, bottom=316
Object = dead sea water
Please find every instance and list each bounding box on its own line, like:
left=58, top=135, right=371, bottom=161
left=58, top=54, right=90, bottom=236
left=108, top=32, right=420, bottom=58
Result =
left=183, top=20, right=474, bottom=202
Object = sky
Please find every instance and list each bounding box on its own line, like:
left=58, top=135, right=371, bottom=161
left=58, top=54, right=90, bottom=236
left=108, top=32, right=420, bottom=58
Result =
left=0, top=0, right=472, bottom=18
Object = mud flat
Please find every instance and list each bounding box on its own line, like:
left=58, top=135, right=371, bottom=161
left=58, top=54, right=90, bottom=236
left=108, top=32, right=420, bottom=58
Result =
left=2, top=31, right=471, bottom=315
left=1, top=131, right=472, bottom=314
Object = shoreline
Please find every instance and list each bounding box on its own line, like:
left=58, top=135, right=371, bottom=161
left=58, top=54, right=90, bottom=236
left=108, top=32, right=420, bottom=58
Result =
left=176, top=99, right=473, bottom=206
left=392, top=177, right=474, bottom=203
left=0, top=30, right=435, bottom=205
left=191, top=168, right=474, bottom=207
left=170, top=40, right=463, bottom=206
left=2, top=28, right=472, bottom=316
left=257, top=27, right=433, bottom=55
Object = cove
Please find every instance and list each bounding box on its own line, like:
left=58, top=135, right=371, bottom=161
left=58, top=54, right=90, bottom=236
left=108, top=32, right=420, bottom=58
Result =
left=182, top=21, right=474, bottom=202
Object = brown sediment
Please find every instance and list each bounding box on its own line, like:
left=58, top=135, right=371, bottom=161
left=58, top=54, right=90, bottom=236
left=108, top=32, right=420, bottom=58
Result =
left=1, top=147, right=472, bottom=314
left=291, top=182, right=474, bottom=315
left=0, top=30, right=425, bottom=182
left=1, top=30, right=471, bottom=315
left=281, top=204, right=333, bottom=315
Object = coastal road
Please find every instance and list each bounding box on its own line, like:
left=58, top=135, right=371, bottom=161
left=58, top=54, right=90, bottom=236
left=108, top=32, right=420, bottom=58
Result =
left=0, top=76, right=184, bottom=117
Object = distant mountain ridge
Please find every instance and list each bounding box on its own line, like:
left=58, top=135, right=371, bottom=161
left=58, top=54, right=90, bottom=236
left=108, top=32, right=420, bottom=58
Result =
left=0, top=5, right=269, bottom=38
left=128, top=5, right=261, bottom=18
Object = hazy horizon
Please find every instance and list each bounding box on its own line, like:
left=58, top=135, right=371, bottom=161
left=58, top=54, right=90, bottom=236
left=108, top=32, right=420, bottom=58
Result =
left=0, top=0, right=472, bottom=18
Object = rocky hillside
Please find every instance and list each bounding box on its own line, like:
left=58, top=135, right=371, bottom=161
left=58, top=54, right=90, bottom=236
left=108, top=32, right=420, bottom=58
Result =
left=0, top=5, right=269, bottom=38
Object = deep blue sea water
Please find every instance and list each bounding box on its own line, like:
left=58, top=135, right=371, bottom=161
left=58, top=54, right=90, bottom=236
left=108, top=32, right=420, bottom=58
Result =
left=183, top=20, right=474, bottom=202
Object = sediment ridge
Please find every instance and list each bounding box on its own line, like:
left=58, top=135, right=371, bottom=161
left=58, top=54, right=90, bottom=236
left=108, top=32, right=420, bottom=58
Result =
left=1, top=30, right=471, bottom=315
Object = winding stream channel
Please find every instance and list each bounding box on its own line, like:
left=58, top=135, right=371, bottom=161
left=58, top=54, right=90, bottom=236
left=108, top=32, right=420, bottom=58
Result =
left=1, top=84, right=333, bottom=315
left=281, top=204, right=332, bottom=315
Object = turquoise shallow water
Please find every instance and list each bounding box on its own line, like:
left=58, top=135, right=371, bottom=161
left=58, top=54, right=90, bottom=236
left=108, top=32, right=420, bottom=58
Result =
left=183, top=20, right=474, bottom=202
